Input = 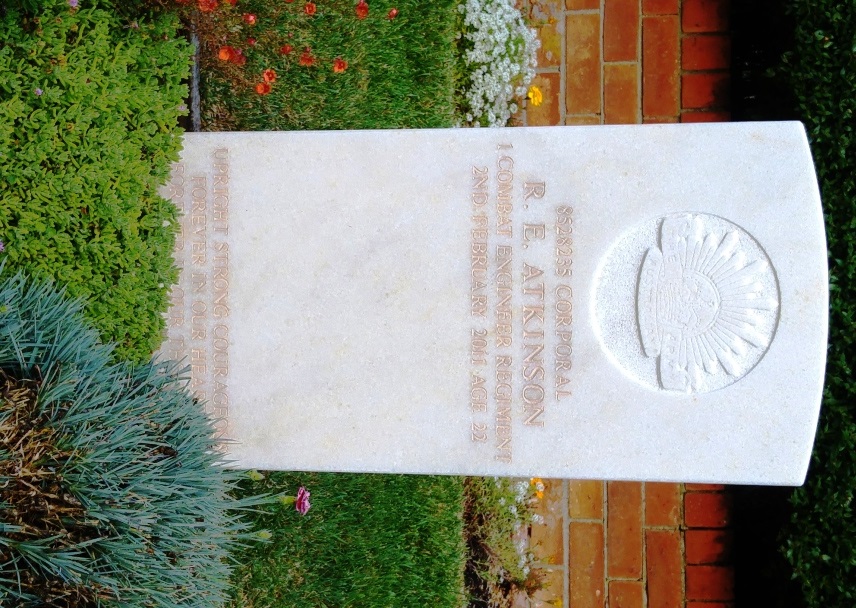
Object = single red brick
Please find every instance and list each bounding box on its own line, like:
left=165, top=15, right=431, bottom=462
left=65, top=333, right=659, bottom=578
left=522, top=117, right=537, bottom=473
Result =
left=685, top=491, right=731, bottom=527
left=566, top=13, right=602, bottom=114
left=646, top=530, right=683, bottom=608
left=530, top=479, right=566, bottom=565
left=686, top=529, right=733, bottom=564
left=686, top=565, right=735, bottom=601
left=570, top=522, right=606, bottom=608
left=527, top=72, right=561, bottom=126
left=642, top=16, right=679, bottom=119
left=569, top=479, right=604, bottom=518
left=683, top=34, right=731, bottom=70
left=536, top=10, right=563, bottom=68
left=604, top=63, right=639, bottom=124
left=683, top=0, right=730, bottom=33
left=686, top=484, right=726, bottom=491
left=681, top=111, right=731, bottom=122
left=604, top=0, right=640, bottom=62
left=607, top=481, right=643, bottom=579
left=682, top=72, right=730, bottom=109
left=646, top=482, right=682, bottom=527
left=566, top=114, right=602, bottom=125
left=608, top=580, right=644, bottom=608
left=567, top=0, right=599, bottom=9
left=643, top=0, right=678, bottom=14
left=530, top=514, right=565, bottom=565
left=530, top=567, right=564, bottom=606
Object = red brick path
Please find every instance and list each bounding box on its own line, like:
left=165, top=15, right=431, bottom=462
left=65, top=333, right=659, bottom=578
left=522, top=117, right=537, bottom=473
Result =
left=519, top=1, right=733, bottom=606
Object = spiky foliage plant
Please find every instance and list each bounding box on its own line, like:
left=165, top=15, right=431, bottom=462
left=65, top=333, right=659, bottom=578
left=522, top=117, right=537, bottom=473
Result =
left=0, top=269, right=263, bottom=607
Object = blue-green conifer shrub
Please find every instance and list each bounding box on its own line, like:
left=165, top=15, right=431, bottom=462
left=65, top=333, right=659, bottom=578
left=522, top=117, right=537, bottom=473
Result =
left=0, top=271, right=259, bottom=607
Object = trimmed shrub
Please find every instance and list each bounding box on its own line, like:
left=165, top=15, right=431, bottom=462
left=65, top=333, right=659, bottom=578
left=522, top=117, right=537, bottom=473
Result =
left=0, top=0, right=191, bottom=363
left=0, top=268, right=263, bottom=607
left=776, top=2, right=856, bottom=607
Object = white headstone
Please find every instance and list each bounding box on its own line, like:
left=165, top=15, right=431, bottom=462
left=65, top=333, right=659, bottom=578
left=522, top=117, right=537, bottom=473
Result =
left=159, top=123, right=827, bottom=485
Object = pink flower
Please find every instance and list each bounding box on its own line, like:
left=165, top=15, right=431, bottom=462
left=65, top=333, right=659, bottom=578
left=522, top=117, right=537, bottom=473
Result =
left=295, top=486, right=311, bottom=515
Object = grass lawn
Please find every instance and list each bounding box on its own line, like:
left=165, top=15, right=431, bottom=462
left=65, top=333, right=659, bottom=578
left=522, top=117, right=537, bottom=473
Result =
left=228, top=472, right=467, bottom=607
left=197, top=0, right=458, bottom=130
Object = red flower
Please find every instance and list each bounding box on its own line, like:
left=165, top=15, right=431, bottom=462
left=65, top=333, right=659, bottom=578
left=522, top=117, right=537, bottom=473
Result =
left=304, top=1, right=316, bottom=14
left=198, top=0, right=217, bottom=11
left=242, top=13, right=257, bottom=24
left=247, top=37, right=257, bottom=46
left=299, top=48, right=315, bottom=66
left=255, top=82, right=272, bottom=95
left=354, top=0, right=368, bottom=19
left=263, top=68, right=277, bottom=82
left=387, top=7, right=398, bottom=18
left=218, top=46, right=236, bottom=61
left=295, top=486, right=311, bottom=515
left=231, top=48, right=247, bottom=66
left=279, top=44, right=293, bottom=55
left=332, top=57, right=348, bottom=73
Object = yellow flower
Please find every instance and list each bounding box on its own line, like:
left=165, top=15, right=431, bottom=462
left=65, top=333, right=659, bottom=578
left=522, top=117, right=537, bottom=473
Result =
left=527, top=85, right=543, bottom=107
left=531, top=477, right=545, bottom=500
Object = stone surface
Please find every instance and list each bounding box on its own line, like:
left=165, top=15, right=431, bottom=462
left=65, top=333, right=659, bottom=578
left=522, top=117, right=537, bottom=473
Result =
left=159, top=123, right=827, bottom=484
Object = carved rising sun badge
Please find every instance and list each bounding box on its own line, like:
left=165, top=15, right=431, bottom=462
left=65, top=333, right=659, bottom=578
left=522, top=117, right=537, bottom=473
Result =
left=636, top=214, right=779, bottom=393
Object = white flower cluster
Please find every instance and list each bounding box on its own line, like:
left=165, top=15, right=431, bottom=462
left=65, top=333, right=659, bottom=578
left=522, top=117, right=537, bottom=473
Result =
left=457, top=0, right=539, bottom=127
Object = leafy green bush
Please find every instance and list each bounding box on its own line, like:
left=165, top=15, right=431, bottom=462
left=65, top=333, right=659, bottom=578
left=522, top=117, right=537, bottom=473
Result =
left=777, top=2, right=856, bottom=606
left=0, top=268, right=265, bottom=607
left=0, top=0, right=191, bottom=363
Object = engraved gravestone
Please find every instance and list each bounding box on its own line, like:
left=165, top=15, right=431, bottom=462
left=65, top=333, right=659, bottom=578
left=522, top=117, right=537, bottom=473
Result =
left=159, top=123, right=827, bottom=485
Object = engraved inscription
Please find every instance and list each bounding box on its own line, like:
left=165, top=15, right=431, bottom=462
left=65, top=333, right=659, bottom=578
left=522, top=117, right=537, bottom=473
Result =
left=637, top=214, right=779, bottom=393
left=160, top=149, right=232, bottom=439
left=466, top=142, right=577, bottom=463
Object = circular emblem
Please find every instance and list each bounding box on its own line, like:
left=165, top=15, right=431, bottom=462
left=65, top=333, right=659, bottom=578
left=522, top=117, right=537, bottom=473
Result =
left=594, top=213, right=780, bottom=393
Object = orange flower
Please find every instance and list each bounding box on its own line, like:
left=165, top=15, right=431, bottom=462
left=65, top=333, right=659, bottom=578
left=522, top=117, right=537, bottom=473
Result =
left=304, top=2, right=316, bottom=14
left=242, top=13, right=257, bottom=24
left=263, top=68, right=277, bottom=83
left=279, top=44, right=293, bottom=55
left=218, top=46, right=235, bottom=61
left=354, top=0, right=368, bottom=19
left=299, top=48, right=315, bottom=66
left=387, top=7, right=398, bottom=18
left=198, top=0, right=218, bottom=11
left=332, top=57, right=348, bottom=73
left=255, top=82, right=272, bottom=95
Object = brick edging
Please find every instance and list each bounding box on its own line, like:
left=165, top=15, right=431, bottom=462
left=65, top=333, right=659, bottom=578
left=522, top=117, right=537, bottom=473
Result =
left=521, top=1, right=734, bottom=606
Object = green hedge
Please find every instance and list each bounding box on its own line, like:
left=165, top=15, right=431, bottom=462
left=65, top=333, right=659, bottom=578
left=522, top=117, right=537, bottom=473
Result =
left=779, top=2, right=856, bottom=606
left=0, top=0, right=191, bottom=363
